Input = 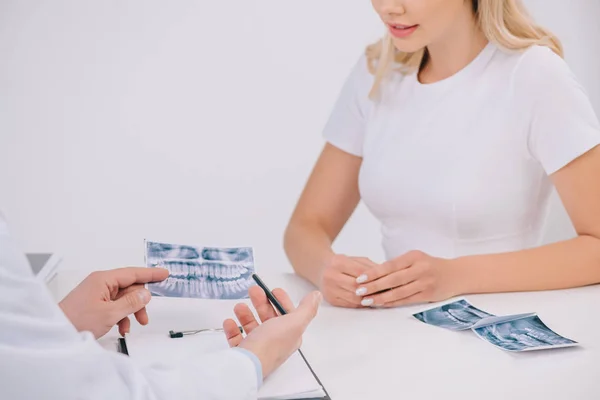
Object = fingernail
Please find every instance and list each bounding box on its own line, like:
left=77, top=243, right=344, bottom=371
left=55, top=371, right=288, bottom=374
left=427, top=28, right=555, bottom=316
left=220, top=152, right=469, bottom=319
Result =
left=356, top=274, right=368, bottom=284
left=355, top=287, right=367, bottom=296
left=138, top=289, right=151, bottom=303
left=361, top=298, right=374, bottom=307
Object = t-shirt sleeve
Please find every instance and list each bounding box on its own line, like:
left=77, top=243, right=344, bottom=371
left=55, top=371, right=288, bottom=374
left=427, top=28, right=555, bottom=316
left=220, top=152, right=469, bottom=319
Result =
left=322, top=54, right=374, bottom=157
left=515, top=46, right=600, bottom=175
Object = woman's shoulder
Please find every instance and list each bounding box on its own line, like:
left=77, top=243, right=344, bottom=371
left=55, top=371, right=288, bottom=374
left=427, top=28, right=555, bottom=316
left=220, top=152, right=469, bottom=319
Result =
left=503, top=44, right=575, bottom=88
left=345, top=51, right=376, bottom=88
left=329, top=51, right=378, bottom=108
left=488, top=43, right=584, bottom=109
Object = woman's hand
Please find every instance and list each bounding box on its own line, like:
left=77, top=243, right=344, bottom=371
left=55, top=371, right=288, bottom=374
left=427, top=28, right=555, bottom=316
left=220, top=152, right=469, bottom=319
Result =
left=355, top=250, right=462, bottom=307
left=318, top=254, right=377, bottom=308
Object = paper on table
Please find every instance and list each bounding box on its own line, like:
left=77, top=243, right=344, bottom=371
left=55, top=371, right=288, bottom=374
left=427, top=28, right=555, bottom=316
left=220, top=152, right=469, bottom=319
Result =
left=412, top=298, right=494, bottom=331
left=413, top=299, right=578, bottom=352
left=472, top=314, right=578, bottom=352
left=124, top=332, right=325, bottom=399
left=470, top=313, right=537, bottom=330
left=259, top=351, right=325, bottom=400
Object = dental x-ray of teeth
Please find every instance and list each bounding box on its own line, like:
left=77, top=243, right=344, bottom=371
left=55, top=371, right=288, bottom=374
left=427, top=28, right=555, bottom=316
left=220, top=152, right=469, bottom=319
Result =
left=413, top=299, right=578, bottom=352
left=413, top=299, right=495, bottom=330
left=473, top=315, right=577, bottom=352
left=144, top=240, right=256, bottom=299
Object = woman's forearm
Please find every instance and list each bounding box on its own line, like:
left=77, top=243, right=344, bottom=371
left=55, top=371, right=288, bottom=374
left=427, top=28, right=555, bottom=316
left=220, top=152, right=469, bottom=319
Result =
left=453, top=235, right=600, bottom=294
left=284, top=219, right=335, bottom=287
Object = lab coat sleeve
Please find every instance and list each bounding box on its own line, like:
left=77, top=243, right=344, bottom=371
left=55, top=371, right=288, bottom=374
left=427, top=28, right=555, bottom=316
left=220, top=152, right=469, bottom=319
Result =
left=0, top=215, right=259, bottom=400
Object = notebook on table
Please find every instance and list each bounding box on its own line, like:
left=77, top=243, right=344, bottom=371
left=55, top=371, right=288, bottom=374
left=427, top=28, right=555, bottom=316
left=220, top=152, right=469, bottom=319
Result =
left=118, top=332, right=330, bottom=400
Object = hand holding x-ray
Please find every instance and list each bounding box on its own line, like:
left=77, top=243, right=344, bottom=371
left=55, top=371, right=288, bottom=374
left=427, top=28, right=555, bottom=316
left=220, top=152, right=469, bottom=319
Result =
left=59, top=267, right=169, bottom=338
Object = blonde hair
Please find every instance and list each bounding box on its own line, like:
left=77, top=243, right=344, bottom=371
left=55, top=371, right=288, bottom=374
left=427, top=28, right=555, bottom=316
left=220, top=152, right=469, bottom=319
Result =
left=366, top=0, right=563, bottom=97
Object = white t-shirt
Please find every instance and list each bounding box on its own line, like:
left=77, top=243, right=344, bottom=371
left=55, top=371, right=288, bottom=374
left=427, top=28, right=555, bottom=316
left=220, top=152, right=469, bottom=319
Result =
left=323, top=42, right=600, bottom=260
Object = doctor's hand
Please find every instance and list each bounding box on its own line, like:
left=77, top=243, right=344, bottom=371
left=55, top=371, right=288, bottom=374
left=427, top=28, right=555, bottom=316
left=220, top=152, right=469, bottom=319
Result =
left=59, top=267, right=169, bottom=339
left=354, top=250, right=460, bottom=308
left=318, top=254, right=377, bottom=308
left=223, top=286, right=321, bottom=379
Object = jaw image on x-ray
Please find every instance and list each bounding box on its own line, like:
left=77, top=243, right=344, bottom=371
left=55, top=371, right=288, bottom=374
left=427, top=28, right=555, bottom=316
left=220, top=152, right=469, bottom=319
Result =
left=473, top=315, right=577, bottom=351
left=413, top=299, right=494, bottom=330
left=145, top=241, right=256, bottom=299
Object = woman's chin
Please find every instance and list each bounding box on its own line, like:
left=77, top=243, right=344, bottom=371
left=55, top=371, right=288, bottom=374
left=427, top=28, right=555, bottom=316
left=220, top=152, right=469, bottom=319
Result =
left=391, top=38, right=427, bottom=54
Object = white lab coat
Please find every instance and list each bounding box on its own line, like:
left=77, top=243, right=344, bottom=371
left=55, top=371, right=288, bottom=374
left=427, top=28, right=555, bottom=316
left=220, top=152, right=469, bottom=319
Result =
left=0, top=213, right=259, bottom=400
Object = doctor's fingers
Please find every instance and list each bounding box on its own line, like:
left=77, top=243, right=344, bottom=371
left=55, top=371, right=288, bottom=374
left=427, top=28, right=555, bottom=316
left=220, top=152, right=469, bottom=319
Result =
left=110, top=287, right=152, bottom=326
left=118, top=317, right=130, bottom=336
left=234, top=289, right=298, bottom=335
left=232, top=303, right=260, bottom=335
left=223, top=318, right=244, bottom=347
left=285, top=291, right=322, bottom=328
left=104, top=267, right=170, bottom=291
left=249, top=286, right=295, bottom=322
left=114, top=284, right=150, bottom=325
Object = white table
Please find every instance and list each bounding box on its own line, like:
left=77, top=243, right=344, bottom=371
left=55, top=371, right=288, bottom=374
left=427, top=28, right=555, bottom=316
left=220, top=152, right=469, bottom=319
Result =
left=50, top=270, right=600, bottom=400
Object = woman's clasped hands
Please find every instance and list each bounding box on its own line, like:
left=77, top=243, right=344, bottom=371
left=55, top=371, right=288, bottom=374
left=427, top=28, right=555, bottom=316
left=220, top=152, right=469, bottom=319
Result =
left=320, top=251, right=463, bottom=308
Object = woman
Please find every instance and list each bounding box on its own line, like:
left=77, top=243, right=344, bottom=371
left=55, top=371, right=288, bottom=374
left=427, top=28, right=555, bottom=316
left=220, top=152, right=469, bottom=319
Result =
left=284, top=0, right=600, bottom=308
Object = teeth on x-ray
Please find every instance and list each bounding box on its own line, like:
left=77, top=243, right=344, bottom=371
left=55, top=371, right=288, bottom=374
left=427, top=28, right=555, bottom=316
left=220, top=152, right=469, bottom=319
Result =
left=161, top=260, right=248, bottom=279
left=447, top=308, right=485, bottom=324
left=202, top=247, right=254, bottom=263
left=147, top=243, right=200, bottom=259
left=145, top=241, right=256, bottom=300
left=415, top=300, right=578, bottom=351
left=474, top=315, right=576, bottom=351
left=413, top=299, right=494, bottom=330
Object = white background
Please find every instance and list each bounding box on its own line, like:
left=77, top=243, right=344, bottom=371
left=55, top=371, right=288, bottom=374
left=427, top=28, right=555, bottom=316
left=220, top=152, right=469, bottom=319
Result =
left=1, top=0, right=599, bottom=275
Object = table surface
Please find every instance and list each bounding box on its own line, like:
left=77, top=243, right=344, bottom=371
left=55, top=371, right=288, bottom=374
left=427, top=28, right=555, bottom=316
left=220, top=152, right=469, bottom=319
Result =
left=49, top=270, right=600, bottom=400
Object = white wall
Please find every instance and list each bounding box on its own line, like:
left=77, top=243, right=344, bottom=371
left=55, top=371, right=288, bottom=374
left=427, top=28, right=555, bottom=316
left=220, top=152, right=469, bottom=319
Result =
left=1, top=1, right=598, bottom=274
